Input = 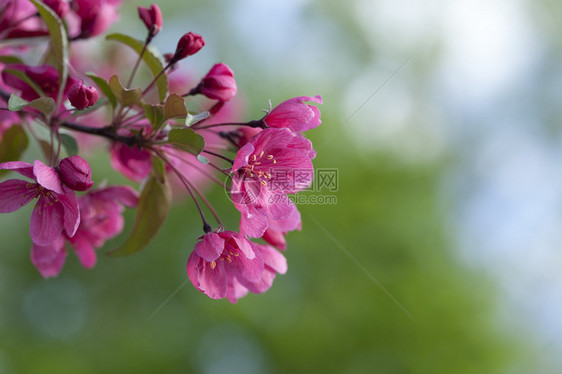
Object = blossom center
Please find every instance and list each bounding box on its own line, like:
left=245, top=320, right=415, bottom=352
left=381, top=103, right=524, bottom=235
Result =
left=242, top=151, right=276, bottom=186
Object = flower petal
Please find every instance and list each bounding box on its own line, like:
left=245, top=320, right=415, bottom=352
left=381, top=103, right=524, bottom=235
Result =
left=30, top=197, right=64, bottom=246
left=0, top=179, right=37, bottom=213
left=33, top=160, right=63, bottom=194
left=95, top=185, right=139, bottom=208
left=57, top=187, right=80, bottom=238
left=30, top=236, right=67, bottom=278
left=256, top=243, right=287, bottom=274
left=194, top=232, right=225, bottom=262
left=187, top=252, right=228, bottom=299
left=232, top=143, right=254, bottom=171
left=0, top=161, right=34, bottom=179
left=68, top=234, right=97, bottom=268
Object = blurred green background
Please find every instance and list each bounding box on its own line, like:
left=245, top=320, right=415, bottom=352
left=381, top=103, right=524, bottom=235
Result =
left=1, top=0, right=562, bottom=373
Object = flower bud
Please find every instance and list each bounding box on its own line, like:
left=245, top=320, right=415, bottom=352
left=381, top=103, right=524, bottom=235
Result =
left=59, top=155, right=94, bottom=191
left=198, top=63, right=237, bottom=102
left=68, top=81, right=98, bottom=110
left=172, top=32, right=205, bottom=62
left=138, top=4, right=163, bottom=36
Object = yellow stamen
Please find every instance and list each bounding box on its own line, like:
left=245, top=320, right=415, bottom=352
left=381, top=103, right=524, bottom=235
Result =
left=267, top=155, right=273, bottom=159
left=210, top=261, right=216, bottom=269
left=261, top=180, right=267, bottom=186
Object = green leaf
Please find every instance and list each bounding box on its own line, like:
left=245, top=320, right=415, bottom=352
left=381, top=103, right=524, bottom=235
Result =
left=106, top=33, right=168, bottom=102
left=144, top=103, right=165, bottom=130
left=109, top=75, right=142, bottom=107
left=30, top=0, right=68, bottom=104
left=7, top=94, right=29, bottom=111
left=60, top=133, right=78, bottom=156
left=0, top=55, right=23, bottom=64
left=2, top=68, right=46, bottom=98
left=87, top=73, right=117, bottom=108
left=164, top=94, right=187, bottom=120
left=0, top=126, right=28, bottom=177
left=8, top=94, right=55, bottom=115
left=107, top=158, right=171, bottom=257
left=167, top=128, right=205, bottom=155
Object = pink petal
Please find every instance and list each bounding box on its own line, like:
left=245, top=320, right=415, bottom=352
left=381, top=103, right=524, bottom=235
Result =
left=225, top=278, right=248, bottom=304
left=261, top=228, right=286, bottom=250
left=96, top=185, right=139, bottom=207
left=30, top=197, right=64, bottom=246
left=194, top=232, right=225, bottom=262
left=225, top=231, right=255, bottom=259
left=238, top=205, right=268, bottom=238
left=0, top=179, right=37, bottom=213
left=68, top=234, right=97, bottom=268
left=0, top=161, right=34, bottom=179
left=30, top=237, right=67, bottom=278
left=228, top=246, right=264, bottom=283
left=267, top=206, right=301, bottom=233
left=256, top=243, right=287, bottom=274
left=187, top=252, right=228, bottom=299
left=242, top=268, right=276, bottom=294
left=232, top=143, right=254, bottom=172
left=33, top=160, right=63, bottom=194
left=57, top=188, right=80, bottom=238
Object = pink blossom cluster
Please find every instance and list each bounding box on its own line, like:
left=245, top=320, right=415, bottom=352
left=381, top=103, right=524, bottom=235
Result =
left=0, top=1, right=322, bottom=303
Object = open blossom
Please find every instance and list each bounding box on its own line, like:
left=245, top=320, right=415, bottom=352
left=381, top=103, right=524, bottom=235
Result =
left=28, top=185, right=138, bottom=278
left=263, top=95, right=323, bottom=132
left=0, top=160, right=80, bottom=246
left=231, top=128, right=314, bottom=237
left=67, top=185, right=139, bottom=269
left=225, top=243, right=287, bottom=303
left=187, top=231, right=264, bottom=300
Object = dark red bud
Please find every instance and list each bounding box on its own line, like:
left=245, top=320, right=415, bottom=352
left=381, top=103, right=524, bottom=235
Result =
left=68, top=81, right=98, bottom=110
left=59, top=155, right=94, bottom=191
left=138, top=4, right=163, bottom=36
left=172, top=32, right=205, bottom=62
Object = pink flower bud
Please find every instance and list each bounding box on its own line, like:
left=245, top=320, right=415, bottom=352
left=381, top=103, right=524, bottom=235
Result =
left=43, top=0, right=70, bottom=17
left=198, top=63, right=237, bottom=102
left=58, top=155, right=94, bottom=191
left=172, top=32, right=205, bottom=62
left=138, top=4, right=163, bottom=36
left=68, top=81, right=98, bottom=110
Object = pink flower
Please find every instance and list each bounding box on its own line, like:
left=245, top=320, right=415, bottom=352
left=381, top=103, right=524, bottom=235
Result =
left=73, top=0, right=121, bottom=38
left=66, top=185, right=138, bottom=268
left=28, top=185, right=138, bottom=278
left=196, top=63, right=237, bottom=102
left=172, top=32, right=205, bottom=62
left=31, top=237, right=67, bottom=278
left=1, top=64, right=78, bottom=101
left=68, top=81, right=98, bottom=110
left=263, top=95, right=322, bottom=132
left=58, top=155, right=94, bottom=191
left=0, top=160, right=80, bottom=246
left=187, top=231, right=264, bottom=300
left=231, top=128, right=313, bottom=237
left=109, top=142, right=152, bottom=183
left=138, top=4, right=163, bottom=36
left=225, top=243, right=287, bottom=303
